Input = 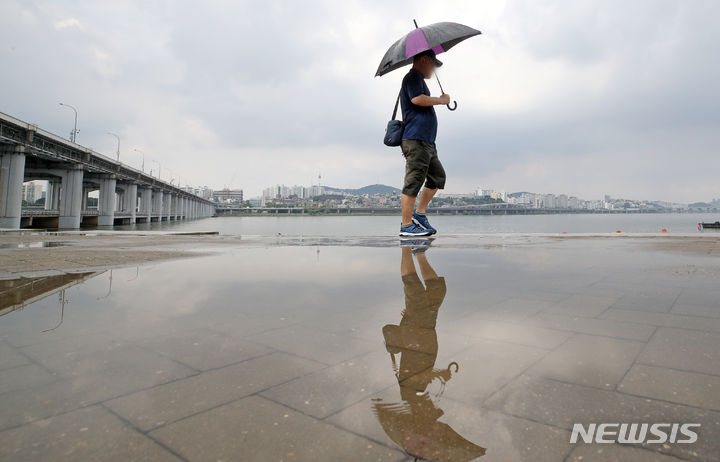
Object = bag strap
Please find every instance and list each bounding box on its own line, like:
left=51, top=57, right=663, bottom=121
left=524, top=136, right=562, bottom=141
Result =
left=391, top=90, right=401, bottom=121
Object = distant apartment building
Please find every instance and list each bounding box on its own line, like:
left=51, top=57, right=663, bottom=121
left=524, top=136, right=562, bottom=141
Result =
left=542, top=194, right=555, bottom=208
left=23, top=181, right=43, bottom=204
left=261, top=184, right=325, bottom=205
left=182, top=186, right=213, bottom=200
left=212, top=188, right=244, bottom=204
left=557, top=194, right=568, bottom=208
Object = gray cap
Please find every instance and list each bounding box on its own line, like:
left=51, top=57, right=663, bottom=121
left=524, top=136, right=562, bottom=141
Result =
left=417, top=49, right=443, bottom=67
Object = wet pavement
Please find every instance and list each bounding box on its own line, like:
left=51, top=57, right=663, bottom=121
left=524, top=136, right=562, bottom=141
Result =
left=0, top=235, right=719, bottom=461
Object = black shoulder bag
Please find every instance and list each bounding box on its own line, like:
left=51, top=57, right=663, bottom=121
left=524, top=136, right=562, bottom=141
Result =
left=383, top=91, right=404, bottom=147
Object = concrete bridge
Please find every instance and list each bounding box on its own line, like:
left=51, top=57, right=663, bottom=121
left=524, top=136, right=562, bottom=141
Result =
left=0, top=112, right=215, bottom=229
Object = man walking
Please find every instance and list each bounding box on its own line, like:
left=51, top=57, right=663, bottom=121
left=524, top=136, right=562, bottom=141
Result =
left=398, top=50, right=450, bottom=237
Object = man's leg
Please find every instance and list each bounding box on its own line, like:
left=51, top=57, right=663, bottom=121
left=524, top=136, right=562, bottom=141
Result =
left=416, top=187, right=438, bottom=214
left=401, top=194, right=416, bottom=226
left=400, top=140, right=430, bottom=228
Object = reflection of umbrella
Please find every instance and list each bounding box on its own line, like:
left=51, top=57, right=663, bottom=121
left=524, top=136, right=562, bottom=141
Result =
left=375, top=20, right=481, bottom=110
left=373, top=399, right=486, bottom=462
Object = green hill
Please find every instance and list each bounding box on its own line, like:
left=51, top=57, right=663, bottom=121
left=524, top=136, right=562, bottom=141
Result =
left=324, top=184, right=400, bottom=196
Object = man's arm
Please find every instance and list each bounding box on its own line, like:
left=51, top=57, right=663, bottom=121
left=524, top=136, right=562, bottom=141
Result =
left=411, top=94, right=450, bottom=106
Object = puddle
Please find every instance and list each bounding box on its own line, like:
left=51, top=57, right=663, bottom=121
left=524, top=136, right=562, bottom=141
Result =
left=0, top=240, right=718, bottom=461
left=0, top=241, right=71, bottom=249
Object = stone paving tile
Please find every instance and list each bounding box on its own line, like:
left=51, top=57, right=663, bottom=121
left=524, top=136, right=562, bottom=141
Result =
left=246, top=324, right=377, bottom=365
left=542, top=294, right=619, bottom=317
left=0, top=359, right=199, bottom=433
left=0, top=405, right=181, bottom=462
left=484, top=374, right=720, bottom=461
left=601, top=309, right=720, bottom=333
left=1, top=319, right=111, bottom=349
left=329, top=389, right=572, bottom=462
left=517, top=289, right=574, bottom=303
left=527, top=334, right=643, bottom=390
left=637, top=327, right=720, bottom=376
left=610, top=287, right=682, bottom=313
left=150, top=395, right=404, bottom=462
left=21, top=342, right=196, bottom=383
left=17, top=332, right=133, bottom=360
left=671, top=303, right=720, bottom=319
left=0, top=363, right=57, bottom=394
left=324, top=387, right=399, bottom=449
left=674, top=288, right=720, bottom=307
left=567, top=444, right=691, bottom=462
left=0, top=376, right=121, bottom=431
left=442, top=318, right=572, bottom=349
left=462, top=298, right=557, bottom=322
left=438, top=398, right=573, bottom=462
left=197, top=311, right=298, bottom=338
left=441, top=287, right=513, bottom=320
left=134, top=327, right=273, bottom=370
left=619, top=364, right=720, bottom=411
left=440, top=339, right=546, bottom=405
left=525, top=312, right=656, bottom=341
left=260, top=350, right=397, bottom=419
left=106, top=352, right=324, bottom=431
left=567, top=284, right=628, bottom=298
left=0, top=343, right=31, bottom=370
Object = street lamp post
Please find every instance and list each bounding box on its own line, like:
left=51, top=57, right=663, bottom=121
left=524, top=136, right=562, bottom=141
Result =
left=107, top=132, right=120, bottom=162
left=133, top=149, right=145, bottom=172
left=151, top=160, right=161, bottom=179
left=58, top=102, right=78, bottom=142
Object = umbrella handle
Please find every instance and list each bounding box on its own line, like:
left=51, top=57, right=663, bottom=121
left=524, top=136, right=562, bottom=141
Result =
left=446, top=101, right=457, bottom=111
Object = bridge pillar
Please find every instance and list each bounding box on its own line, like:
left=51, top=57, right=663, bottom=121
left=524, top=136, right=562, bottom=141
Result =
left=44, top=180, right=54, bottom=210
left=154, top=190, right=163, bottom=222
left=58, top=166, right=84, bottom=229
left=171, top=194, right=178, bottom=220
left=139, top=187, right=152, bottom=222
left=45, top=180, right=61, bottom=210
left=98, top=175, right=116, bottom=227
left=0, top=145, right=26, bottom=229
left=164, top=193, right=172, bottom=221
left=126, top=183, right=137, bottom=224
left=179, top=197, right=184, bottom=219
left=81, top=186, right=90, bottom=211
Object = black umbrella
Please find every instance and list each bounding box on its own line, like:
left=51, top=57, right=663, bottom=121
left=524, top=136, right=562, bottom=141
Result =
left=376, top=20, right=481, bottom=111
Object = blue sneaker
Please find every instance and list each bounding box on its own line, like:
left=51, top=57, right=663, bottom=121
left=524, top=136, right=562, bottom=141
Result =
left=412, top=212, right=437, bottom=235
left=399, top=223, right=433, bottom=237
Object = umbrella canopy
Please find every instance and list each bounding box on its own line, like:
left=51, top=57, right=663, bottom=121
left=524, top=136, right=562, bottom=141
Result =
left=375, top=22, right=481, bottom=77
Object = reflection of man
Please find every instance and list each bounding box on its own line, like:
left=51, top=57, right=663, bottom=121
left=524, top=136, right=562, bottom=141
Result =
left=373, top=245, right=485, bottom=461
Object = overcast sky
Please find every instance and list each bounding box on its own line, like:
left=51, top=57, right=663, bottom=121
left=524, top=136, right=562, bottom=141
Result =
left=1, top=0, right=718, bottom=202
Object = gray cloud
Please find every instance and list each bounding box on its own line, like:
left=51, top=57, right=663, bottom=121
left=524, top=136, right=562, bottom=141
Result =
left=1, top=0, right=718, bottom=202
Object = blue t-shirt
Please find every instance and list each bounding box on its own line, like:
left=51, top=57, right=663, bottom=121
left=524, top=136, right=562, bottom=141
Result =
left=400, top=68, right=438, bottom=145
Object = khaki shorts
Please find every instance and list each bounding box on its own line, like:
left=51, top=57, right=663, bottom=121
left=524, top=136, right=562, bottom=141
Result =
left=401, top=139, right=446, bottom=196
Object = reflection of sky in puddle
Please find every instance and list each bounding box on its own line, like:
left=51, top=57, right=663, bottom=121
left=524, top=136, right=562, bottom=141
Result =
left=1, top=240, right=719, bottom=461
